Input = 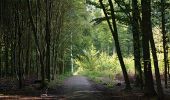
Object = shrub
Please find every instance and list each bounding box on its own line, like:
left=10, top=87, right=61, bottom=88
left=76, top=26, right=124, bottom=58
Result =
left=74, top=46, right=134, bottom=79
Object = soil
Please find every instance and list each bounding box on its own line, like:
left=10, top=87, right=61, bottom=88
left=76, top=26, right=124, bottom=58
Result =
left=61, top=75, right=110, bottom=100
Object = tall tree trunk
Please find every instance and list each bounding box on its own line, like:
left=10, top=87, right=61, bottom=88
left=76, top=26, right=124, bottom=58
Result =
left=150, top=32, right=164, bottom=99
left=161, top=0, right=168, bottom=88
left=45, top=0, right=51, bottom=82
left=141, top=0, right=156, bottom=96
left=132, top=0, right=143, bottom=88
left=99, top=0, right=131, bottom=89
left=25, top=30, right=31, bottom=76
left=4, top=33, right=9, bottom=77
left=10, top=35, right=15, bottom=76
left=143, top=0, right=165, bottom=99
left=51, top=43, right=55, bottom=80
left=27, top=0, right=45, bottom=87
left=0, top=42, right=2, bottom=78
left=18, top=25, right=22, bottom=89
left=17, top=2, right=23, bottom=88
left=36, top=51, right=39, bottom=79
left=168, top=64, right=169, bottom=78
left=13, top=13, right=17, bottom=78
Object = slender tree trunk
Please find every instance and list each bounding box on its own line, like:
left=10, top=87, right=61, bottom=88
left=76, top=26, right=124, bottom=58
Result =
left=141, top=0, right=156, bottom=96
left=13, top=14, right=17, bottom=78
left=10, top=38, right=14, bottom=76
left=4, top=33, right=9, bottom=77
left=161, top=0, right=168, bottom=88
left=18, top=26, right=22, bottom=89
left=17, top=2, right=23, bottom=88
left=27, top=0, right=45, bottom=87
left=0, top=43, right=1, bottom=78
left=99, top=0, right=131, bottom=89
left=150, top=32, right=164, bottom=99
left=25, top=30, right=31, bottom=76
left=45, top=0, right=51, bottom=82
left=132, top=0, right=143, bottom=88
left=168, top=60, right=170, bottom=78
left=51, top=43, right=55, bottom=80
left=36, top=51, right=39, bottom=79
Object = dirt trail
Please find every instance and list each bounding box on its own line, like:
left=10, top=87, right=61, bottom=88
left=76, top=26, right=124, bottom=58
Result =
left=62, top=75, right=109, bottom=100
left=63, top=75, right=93, bottom=92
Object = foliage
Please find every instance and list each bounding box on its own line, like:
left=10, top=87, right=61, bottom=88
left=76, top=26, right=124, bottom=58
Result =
left=48, top=72, right=72, bottom=88
left=74, top=46, right=134, bottom=79
left=0, top=0, right=169, bottom=94
left=74, top=45, right=99, bottom=70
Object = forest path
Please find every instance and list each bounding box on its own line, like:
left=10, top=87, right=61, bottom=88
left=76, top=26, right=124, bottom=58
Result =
left=61, top=75, right=109, bottom=100
left=63, top=75, right=93, bottom=92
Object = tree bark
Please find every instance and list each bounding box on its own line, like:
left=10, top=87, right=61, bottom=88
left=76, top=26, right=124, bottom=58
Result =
left=150, top=32, right=164, bottom=99
left=16, top=13, right=22, bottom=89
left=45, top=0, right=51, bottom=82
left=0, top=41, right=2, bottom=78
left=132, top=0, right=143, bottom=88
left=4, top=31, right=9, bottom=77
left=141, top=0, right=156, bottom=96
left=161, top=0, right=168, bottom=88
left=25, top=29, right=31, bottom=76
left=27, top=0, right=45, bottom=87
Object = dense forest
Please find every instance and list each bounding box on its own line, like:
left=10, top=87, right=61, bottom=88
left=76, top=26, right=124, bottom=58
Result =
left=0, top=0, right=170, bottom=100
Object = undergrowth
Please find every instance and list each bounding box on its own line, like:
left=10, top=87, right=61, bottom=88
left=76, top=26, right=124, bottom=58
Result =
left=48, top=72, right=72, bottom=89
left=74, top=46, right=166, bottom=85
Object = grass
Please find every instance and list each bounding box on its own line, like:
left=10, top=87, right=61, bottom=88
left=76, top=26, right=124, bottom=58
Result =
left=73, top=53, right=135, bottom=88
left=48, top=72, right=72, bottom=89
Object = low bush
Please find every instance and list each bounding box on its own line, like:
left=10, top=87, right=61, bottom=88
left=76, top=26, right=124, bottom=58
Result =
left=74, top=46, right=134, bottom=81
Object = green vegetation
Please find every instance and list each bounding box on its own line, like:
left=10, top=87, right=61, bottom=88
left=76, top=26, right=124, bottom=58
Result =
left=49, top=72, right=72, bottom=88
left=74, top=45, right=133, bottom=81
left=0, top=0, right=170, bottom=99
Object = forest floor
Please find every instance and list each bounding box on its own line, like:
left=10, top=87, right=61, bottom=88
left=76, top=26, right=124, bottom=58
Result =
left=0, top=75, right=112, bottom=100
left=0, top=75, right=170, bottom=99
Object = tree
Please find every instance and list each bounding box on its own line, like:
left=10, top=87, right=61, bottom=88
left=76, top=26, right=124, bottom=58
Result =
left=45, top=0, right=51, bottom=82
left=150, top=24, right=164, bottom=99
left=27, top=0, right=46, bottom=87
left=141, top=0, right=156, bottom=96
left=99, top=0, right=131, bottom=89
left=131, top=0, right=143, bottom=88
left=89, top=0, right=143, bottom=88
left=161, top=0, right=168, bottom=88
